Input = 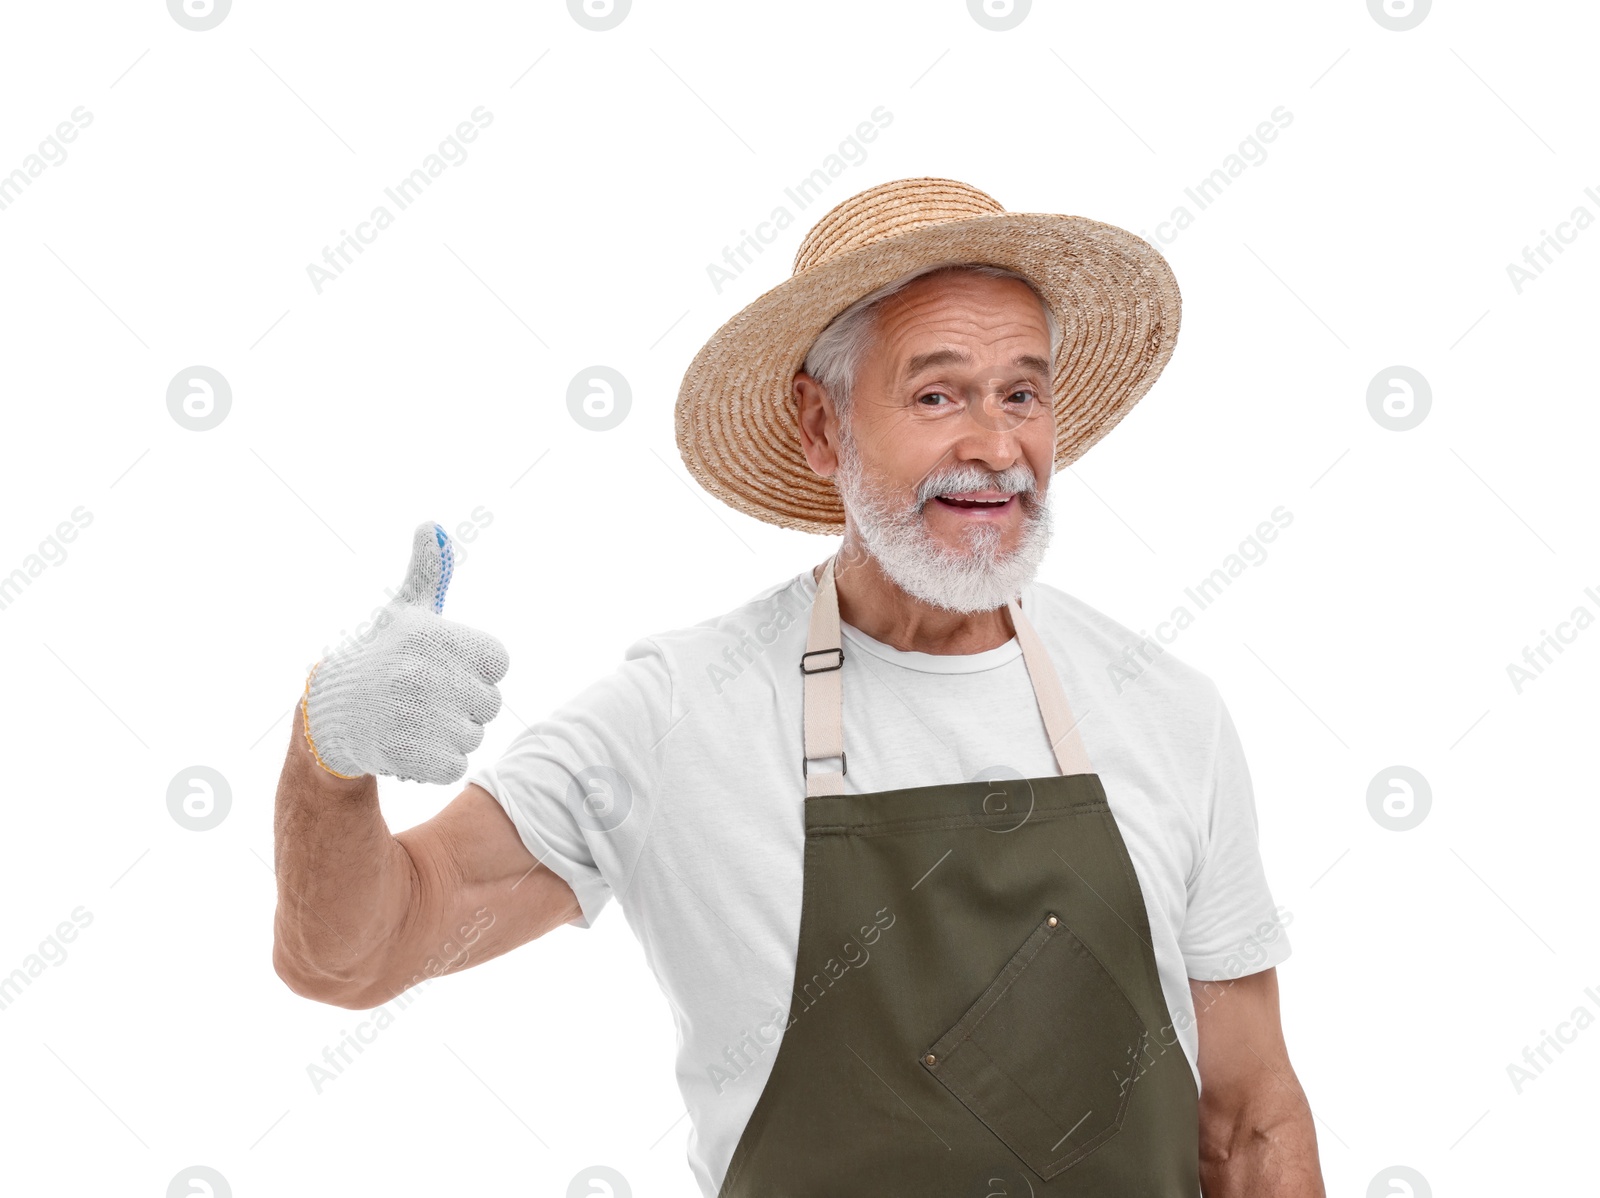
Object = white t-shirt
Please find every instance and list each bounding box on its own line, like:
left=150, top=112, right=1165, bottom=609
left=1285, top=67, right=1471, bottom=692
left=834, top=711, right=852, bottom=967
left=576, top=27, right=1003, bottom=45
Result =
left=468, top=568, right=1291, bottom=1197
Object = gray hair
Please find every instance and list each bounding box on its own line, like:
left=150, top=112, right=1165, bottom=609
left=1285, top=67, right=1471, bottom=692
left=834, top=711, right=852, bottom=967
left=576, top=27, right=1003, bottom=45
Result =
left=800, top=261, right=1061, bottom=418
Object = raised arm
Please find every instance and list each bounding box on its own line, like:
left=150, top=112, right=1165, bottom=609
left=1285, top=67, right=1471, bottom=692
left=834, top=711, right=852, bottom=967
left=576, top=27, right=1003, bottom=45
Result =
left=272, top=700, right=580, bottom=1009
left=270, top=520, right=578, bottom=1009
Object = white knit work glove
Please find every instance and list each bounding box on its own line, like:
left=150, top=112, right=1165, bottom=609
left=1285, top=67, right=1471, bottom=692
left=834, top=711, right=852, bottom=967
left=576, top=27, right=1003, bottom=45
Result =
left=300, top=521, right=509, bottom=784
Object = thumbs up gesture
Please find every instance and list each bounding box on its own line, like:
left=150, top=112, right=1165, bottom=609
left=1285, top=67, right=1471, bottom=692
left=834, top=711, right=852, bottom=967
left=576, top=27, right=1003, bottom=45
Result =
left=300, top=522, right=510, bottom=784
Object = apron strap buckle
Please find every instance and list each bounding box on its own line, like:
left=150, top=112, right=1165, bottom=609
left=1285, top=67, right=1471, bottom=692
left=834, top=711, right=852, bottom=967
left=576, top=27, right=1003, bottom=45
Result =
left=800, top=647, right=844, bottom=674
left=802, top=750, right=847, bottom=777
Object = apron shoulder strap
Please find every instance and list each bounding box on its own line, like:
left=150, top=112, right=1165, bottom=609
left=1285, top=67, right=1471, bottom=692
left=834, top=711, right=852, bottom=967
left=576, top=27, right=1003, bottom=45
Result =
left=801, top=557, right=847, bottom=797
left=1004, top=591, right=1095, bottom=777
left=802, top=556, right=1093, bottom=797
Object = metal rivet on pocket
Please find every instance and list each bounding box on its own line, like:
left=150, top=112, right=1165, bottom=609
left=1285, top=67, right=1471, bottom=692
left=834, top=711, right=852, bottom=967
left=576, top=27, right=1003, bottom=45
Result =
left=1047, top=914, right=1058, bottom=927
left=923, top=1052, right=937, bottom=1067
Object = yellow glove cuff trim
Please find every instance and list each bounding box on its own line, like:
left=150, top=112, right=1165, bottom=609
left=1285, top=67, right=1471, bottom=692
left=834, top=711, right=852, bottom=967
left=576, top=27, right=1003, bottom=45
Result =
left=301, top=660, right=364, bottom=781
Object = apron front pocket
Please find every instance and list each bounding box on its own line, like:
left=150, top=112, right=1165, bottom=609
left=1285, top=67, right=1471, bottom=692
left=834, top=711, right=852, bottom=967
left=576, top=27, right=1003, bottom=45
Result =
left=919, top=911, right=1148, bottom=1180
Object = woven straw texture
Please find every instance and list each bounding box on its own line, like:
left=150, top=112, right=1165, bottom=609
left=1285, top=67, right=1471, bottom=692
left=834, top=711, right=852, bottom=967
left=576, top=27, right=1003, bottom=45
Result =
left=674, top=177, right=1182, bottom=534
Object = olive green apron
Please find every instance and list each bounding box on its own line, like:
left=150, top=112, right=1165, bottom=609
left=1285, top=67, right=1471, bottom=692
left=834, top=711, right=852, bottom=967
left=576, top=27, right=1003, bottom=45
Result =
left=717, top=556, right=1200, bottom=1197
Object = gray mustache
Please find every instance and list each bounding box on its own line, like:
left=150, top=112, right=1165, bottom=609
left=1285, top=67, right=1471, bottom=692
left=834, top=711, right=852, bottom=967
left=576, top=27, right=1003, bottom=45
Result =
left=921, top=460, right=1043, bottom=502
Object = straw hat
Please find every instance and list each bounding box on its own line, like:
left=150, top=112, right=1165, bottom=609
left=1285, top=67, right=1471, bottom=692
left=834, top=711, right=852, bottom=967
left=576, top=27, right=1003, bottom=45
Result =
left=674, top=177, right=1181, bottom=535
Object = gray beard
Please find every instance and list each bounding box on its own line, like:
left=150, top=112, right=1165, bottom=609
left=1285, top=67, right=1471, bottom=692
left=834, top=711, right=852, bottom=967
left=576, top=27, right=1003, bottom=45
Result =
left=832, top=425, right=1054, bottom=614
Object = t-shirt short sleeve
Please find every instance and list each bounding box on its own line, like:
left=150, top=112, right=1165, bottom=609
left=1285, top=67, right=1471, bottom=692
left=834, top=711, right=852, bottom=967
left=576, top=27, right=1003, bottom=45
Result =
left=1178, top=684, right=1294, bottom=980
left=466, top=635, right=673, bottom=930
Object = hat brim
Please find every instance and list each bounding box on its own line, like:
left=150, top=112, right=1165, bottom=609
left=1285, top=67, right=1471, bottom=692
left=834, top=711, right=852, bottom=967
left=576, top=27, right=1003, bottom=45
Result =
left=674, top=211, right=1181, bottom=535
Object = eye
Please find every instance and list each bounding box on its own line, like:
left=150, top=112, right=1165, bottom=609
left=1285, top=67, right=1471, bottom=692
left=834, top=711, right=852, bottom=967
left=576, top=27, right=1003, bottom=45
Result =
left=917, top=391, right=953, bottom=406
left=1007, top=389, right=1037, bottom=405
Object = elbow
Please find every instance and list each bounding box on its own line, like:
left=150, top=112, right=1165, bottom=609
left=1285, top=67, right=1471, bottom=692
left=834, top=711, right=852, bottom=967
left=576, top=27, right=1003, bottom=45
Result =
left=273, top=941, right=378, bottom=1009
left=272, top=941, right=333, bottom=1003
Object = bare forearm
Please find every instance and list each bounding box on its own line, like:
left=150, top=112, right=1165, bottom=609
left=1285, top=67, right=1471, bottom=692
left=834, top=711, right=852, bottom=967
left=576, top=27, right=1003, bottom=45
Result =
left=272, top=698, right=416, bottom=1001
left=1199, top=1085, right=1325, bottom=1198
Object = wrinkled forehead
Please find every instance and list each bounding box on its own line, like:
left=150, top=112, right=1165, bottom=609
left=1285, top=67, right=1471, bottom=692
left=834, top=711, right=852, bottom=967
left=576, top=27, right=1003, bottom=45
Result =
left=890, top=345, right=1055, bottom=386
left=868, top=273, right=1054, bottom=367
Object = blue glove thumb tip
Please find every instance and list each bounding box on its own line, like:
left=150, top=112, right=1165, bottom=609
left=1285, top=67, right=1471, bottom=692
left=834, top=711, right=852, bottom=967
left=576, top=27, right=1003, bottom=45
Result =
left=398, top=521, right=454, bottom=614
left=432, top=523, right=455, bottom=614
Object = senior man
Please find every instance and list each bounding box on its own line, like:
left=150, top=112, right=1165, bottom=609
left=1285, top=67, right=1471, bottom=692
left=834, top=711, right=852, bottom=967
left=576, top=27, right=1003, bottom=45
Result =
left=273, top=178, right=1325, bottom=1196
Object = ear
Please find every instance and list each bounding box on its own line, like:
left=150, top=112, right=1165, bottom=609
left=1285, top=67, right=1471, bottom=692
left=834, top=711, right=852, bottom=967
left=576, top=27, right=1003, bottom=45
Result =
left=794, top=371, right=842, bottom=479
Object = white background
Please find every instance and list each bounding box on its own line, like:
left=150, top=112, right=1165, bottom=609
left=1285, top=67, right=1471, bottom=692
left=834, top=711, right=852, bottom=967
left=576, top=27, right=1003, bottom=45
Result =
left=1, top=0, right=1595, bottom=1194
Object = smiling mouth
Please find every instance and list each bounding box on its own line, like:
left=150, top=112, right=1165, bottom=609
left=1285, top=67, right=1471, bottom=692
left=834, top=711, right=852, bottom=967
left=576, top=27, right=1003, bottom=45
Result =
left=932, top=493, right=1017, bottom=511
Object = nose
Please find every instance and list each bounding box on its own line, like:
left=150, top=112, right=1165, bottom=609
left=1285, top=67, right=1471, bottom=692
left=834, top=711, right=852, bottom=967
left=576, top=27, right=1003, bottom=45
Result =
left=952, top=390, right=1029, bottom=473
